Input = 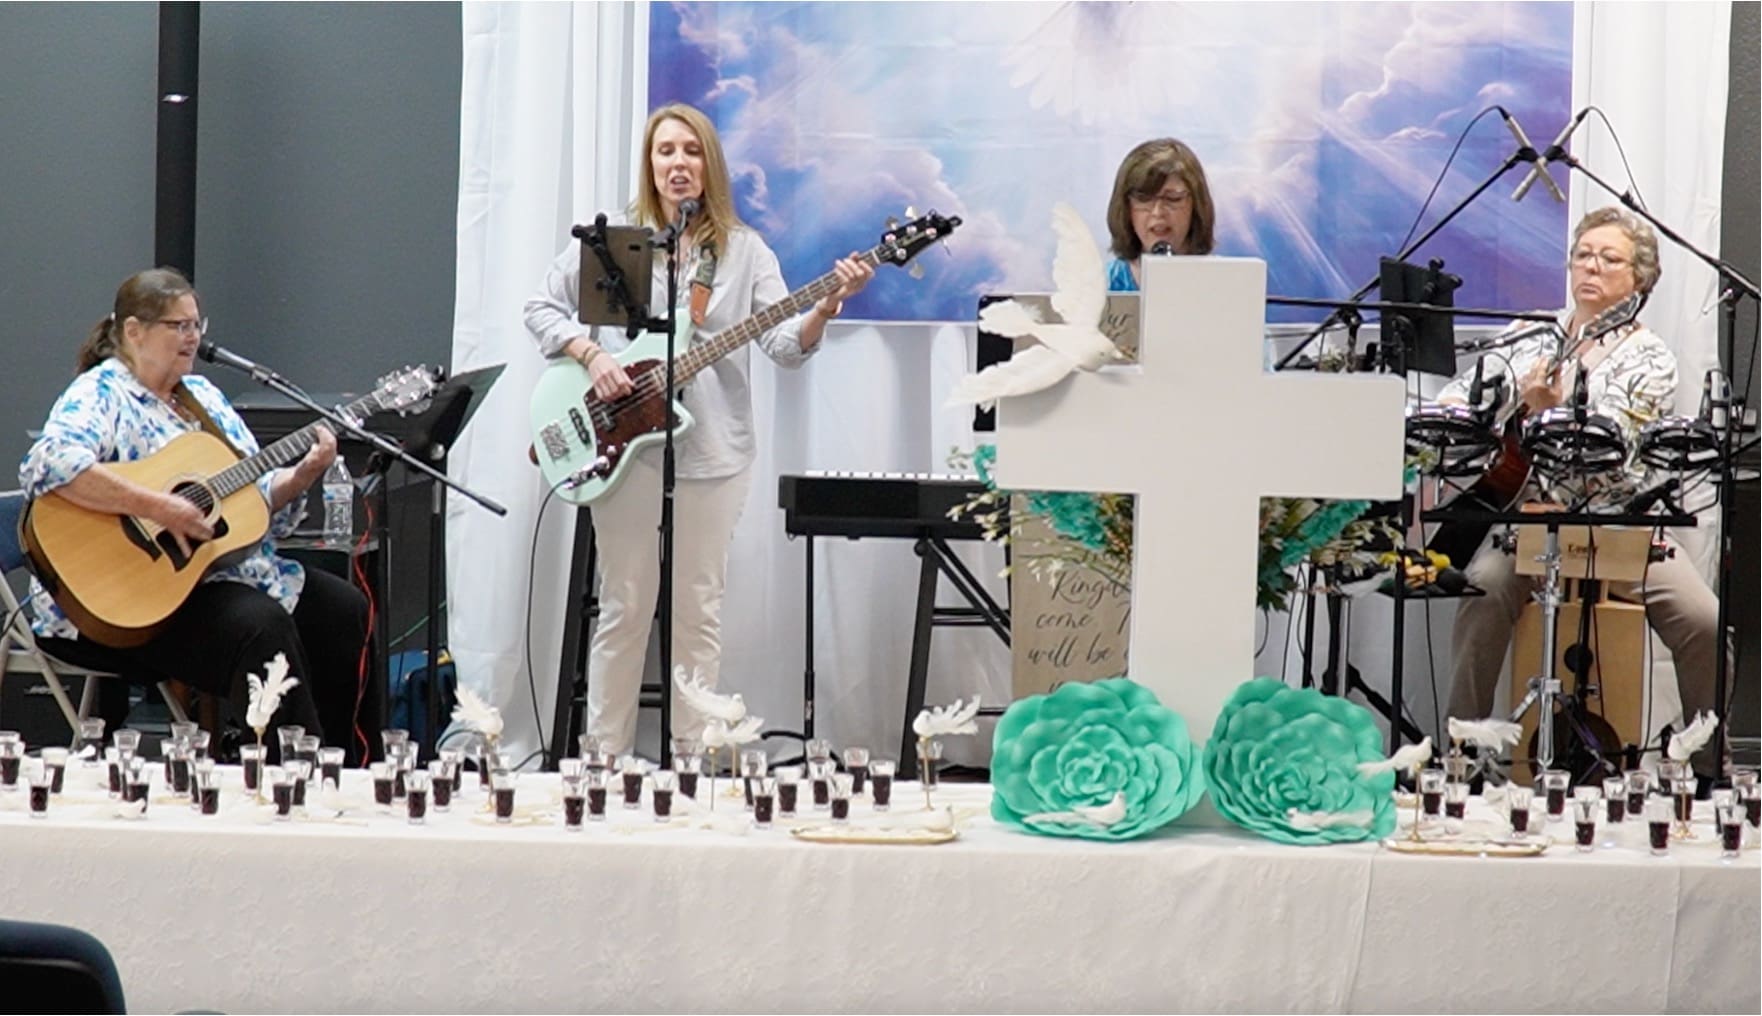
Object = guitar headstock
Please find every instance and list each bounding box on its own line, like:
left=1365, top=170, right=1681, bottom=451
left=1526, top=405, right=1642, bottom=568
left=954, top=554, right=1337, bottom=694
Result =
left=875, top=209, right=962, bottom=274
left=366, top=365, right=442, bottom=416
left=1583, top=290, right=1646, bottom=343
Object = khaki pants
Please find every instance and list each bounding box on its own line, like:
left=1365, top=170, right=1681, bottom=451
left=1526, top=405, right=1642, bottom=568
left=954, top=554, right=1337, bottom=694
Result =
left=1445, top=530, right=1727, bottom=776
left=583, top=453, right=752, bottom=757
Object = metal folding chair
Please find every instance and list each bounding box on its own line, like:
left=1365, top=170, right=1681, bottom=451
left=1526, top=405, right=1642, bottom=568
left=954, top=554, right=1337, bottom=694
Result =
left=0, top=489, right=187, bottom=744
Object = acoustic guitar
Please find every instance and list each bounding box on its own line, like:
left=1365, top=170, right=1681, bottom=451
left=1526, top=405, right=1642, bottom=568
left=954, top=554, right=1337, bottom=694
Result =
left=21, top=366, right=438, bottom=648
left=1426, top=292, right=1645, bottom=569
left=529, top=211, right=962, bottom=505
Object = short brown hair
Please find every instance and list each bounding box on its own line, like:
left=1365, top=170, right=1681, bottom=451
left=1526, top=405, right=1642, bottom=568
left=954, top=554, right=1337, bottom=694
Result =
left=633, top=103, right=742, bottom=257
left=1106, top=138, right=1216, bottom=260
left=1572, top=206, right=1661, bottom=294
left=75, top=267, right=199, bottom=374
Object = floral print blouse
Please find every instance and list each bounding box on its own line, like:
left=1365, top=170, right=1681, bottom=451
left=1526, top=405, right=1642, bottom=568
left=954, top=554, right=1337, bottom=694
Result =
left=18, top=357, right=307, bottom=639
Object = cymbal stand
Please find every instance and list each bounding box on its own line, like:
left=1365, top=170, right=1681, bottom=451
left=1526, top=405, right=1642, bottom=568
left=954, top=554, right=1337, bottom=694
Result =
left=1506, top=522, right=1565, bottom=771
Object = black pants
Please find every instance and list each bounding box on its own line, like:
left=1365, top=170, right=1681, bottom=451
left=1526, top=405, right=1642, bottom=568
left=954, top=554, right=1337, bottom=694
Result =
left=41, top=570, right=368, bottom=763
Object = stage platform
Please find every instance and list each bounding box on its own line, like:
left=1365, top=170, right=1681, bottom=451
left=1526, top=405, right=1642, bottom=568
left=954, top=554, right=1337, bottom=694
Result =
left=0, top=768, right=1754, bottom=1013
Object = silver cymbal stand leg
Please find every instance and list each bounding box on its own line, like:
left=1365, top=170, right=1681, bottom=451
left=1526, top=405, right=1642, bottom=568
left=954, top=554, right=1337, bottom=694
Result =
left=1534, top=524, right=1564, bottom=772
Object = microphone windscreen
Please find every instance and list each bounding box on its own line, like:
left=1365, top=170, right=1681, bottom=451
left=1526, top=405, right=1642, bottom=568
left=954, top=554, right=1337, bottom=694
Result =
left=1433, top=567, right=1469, bottom=595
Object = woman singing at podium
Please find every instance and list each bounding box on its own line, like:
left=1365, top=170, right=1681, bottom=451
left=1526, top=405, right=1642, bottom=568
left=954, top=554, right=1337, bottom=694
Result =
left=1436, top=207, right=1724, bottom=779
left=1102, top=137, right=1217, bottom=291
left=523, top=103, right=872, bottom=756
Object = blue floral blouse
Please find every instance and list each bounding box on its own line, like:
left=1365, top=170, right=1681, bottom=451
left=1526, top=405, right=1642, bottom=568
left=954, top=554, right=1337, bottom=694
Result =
left=19, top=357, right=307, bottom=639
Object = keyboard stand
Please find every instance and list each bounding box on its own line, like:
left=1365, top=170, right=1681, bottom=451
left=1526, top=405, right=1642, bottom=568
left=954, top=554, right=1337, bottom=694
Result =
left=774, top=532, right=1010, bottom=774
left=898, top=536, right=1011, bottom=779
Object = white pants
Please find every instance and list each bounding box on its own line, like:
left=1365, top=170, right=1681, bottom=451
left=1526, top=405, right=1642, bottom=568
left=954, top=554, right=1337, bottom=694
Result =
left=585, top=452, right=752, bottom=756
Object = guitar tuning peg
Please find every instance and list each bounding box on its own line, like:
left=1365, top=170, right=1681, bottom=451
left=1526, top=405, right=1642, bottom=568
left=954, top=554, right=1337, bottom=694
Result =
left=909, top=263, right=925, bottom=280
left=885, top=216, right=899, bottom=231
left=904, top=205, right=918, bottom=220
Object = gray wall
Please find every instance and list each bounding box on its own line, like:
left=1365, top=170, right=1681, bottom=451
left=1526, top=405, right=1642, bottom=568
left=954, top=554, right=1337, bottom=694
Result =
left=1723, top=0, right=1759, bottom=742
left=0, top=2, right=461, bottom=477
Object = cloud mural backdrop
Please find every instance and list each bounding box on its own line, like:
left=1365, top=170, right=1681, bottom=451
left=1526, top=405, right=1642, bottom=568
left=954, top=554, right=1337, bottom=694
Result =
left=649, top=1, right=1573, bottom=324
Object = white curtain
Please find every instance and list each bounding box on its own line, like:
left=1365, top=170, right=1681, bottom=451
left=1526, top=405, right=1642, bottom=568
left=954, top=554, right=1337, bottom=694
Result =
left=448, top=1, right=1730, bottom=765
left=448, top=1, right=647, bottom=764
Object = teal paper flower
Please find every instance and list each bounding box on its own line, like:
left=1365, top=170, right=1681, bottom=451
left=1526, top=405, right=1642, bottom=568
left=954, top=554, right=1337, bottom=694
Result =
left=1203, top=677, right=1397, bottom=844
left=991, top=678, right=1204, bottom=840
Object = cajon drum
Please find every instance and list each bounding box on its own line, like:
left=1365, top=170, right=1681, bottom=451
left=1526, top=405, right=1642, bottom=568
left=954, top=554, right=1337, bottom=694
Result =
left=1509, top=597, right=1648, bottom=783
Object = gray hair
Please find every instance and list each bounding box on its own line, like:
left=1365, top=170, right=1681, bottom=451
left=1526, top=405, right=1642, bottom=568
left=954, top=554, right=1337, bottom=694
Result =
left=1572, top=206, right=1661, bottom=294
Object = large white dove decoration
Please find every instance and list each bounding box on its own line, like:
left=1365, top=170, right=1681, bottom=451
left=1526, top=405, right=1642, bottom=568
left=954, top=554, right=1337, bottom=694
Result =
left=947, top=202, right=1123, bottom=410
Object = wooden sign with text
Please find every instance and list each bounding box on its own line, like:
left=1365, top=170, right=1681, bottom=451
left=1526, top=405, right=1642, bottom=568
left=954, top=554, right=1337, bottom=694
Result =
left=1009, top=501, right=1133, bottom=699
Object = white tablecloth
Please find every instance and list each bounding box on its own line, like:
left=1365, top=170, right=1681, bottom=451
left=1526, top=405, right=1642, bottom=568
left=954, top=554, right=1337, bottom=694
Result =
left=0, top=766, right=1754, bottom=1014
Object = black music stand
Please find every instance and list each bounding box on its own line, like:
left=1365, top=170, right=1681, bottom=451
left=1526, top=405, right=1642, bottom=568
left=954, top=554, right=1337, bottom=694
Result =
left=230, top=363, right=504, bottom=762
left=395, top=364, right=503, bottom=759
left=1377, top=257, right=1461, bottom=377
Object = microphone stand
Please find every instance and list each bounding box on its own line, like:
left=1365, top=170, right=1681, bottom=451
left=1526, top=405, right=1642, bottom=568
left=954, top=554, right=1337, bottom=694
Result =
left=646, top=206, right=692, bottom=770
left=203, top=352, right=509, bottom=764
left=1276, top=132, right=1542, bottom=370
left=1553, top=151, right=1761, bottom=785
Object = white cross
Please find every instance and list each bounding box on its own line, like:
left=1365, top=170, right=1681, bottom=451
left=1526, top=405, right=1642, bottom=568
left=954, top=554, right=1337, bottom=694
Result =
left=994, top=256, right=1406, bottom=741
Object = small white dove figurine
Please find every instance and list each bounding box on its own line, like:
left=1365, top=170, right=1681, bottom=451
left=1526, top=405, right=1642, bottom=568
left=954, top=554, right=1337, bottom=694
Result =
left=1022, top=791, right=1127, bottom=829
left=946, top=202, right=1122, bottom=409
left=451, top=685, right=504, bottom=749
left=245, top=652, right=300, bottom=744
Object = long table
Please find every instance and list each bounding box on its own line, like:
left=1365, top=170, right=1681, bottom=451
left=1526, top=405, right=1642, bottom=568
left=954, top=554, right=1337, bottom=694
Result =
left=0, top=765, right=1754, bottom=1014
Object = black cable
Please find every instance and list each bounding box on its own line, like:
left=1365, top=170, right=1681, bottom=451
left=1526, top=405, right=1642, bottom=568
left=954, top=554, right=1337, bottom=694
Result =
left=1396, top=106, right=1505, bottom=254
left=522, top=479, right=572, bottom=769
left=1583, top=106, right=1647, bottom=211
left=1423, top=595, right=1442, bottom=741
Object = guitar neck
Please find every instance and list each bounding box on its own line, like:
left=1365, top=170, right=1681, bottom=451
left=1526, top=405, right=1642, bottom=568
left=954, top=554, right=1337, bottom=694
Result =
left=207, top=394, right=378, bottom=499
left=674, top=246, right=886, bottom=385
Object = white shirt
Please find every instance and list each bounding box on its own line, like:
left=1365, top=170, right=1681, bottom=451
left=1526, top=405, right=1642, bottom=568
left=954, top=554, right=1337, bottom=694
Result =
left=523, top=223, right=817, bottom=480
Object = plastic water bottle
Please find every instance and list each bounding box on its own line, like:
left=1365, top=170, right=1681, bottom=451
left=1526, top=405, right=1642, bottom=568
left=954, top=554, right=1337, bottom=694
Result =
left=321, top=458, right=353, bottom=546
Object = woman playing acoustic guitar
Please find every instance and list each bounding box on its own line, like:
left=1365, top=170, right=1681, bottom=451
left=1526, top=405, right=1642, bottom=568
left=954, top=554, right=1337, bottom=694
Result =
left=1435, top=208, right=1724, bottom=781
left=19, top=267, right=367, bottom=761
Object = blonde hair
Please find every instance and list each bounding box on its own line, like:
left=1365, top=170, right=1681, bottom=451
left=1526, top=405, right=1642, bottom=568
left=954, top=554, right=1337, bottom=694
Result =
left=633, top=103, right=742, bottom=256
left=75, top=267, right=199, bottom=374
left=1106, top=138, right=1216, bottom=260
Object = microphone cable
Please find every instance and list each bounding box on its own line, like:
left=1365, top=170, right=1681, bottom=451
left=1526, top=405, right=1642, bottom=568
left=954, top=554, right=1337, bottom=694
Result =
left=1396, top=106, right=1504, bottom=255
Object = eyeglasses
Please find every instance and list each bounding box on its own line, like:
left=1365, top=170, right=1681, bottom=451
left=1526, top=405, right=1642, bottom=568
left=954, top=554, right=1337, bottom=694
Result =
left=151, top=317, right=209, bottom=338
left=1129, top=191, right=1191, bottom=215
left=1570, top=248, right=1632, bottom=271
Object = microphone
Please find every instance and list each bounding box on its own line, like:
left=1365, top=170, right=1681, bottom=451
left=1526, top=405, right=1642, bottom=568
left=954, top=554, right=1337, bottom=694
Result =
left=1626, top=477, right=1682, bottom=514
left=656, top=198, right=701, bottom=247
left=1572, top=362, right=1589, bottom=422
left=1468, top=355, right=1487, bottom=410
left=1149, top=240, right=1175, bottom=256
left=1458, top=321, right=1559, bottom=354
left=198, top=340, right=274, bottom=378
left=1513, top=107, right=1588, bottom=203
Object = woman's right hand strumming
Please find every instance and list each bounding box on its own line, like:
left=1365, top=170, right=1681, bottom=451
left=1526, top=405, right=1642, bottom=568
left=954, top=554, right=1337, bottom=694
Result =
left=147, top=490, right=214, bottom=558
left=568, top=337, right=635, bottom=401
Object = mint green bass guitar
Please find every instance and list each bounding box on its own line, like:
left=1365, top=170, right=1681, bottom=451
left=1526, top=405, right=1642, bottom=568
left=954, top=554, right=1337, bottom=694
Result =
left=529, top=211, right=960, bottom=505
